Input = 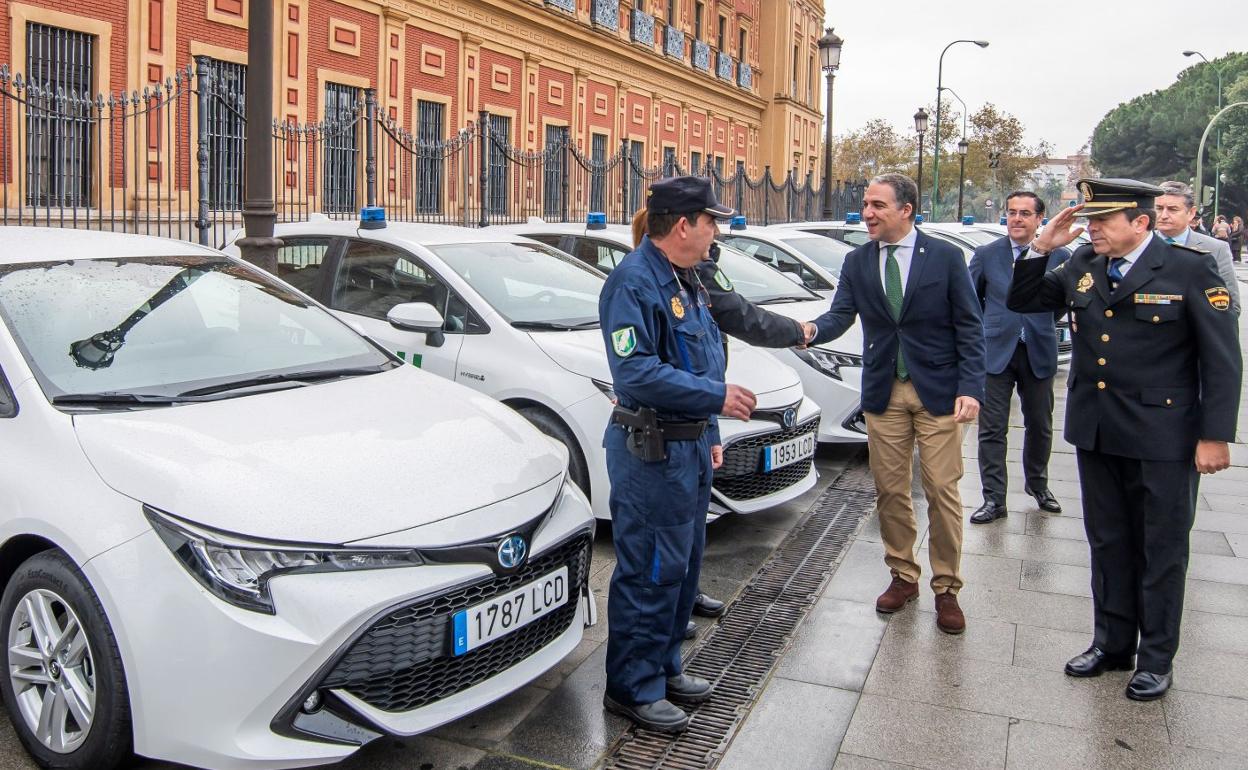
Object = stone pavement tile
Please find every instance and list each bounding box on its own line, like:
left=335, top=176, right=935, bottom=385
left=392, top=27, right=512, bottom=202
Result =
left=1004, top=719, right=1206, bottom=770
left=718, top=679, right=858, bottom=770
left=960, top=507, right=1028, bottom=534
left=1203, top=493, right=1248, bottom=514
left=493, top=642, right=629, bottom=768
left=1176, top=610, right=1248, bottom=656
left=774, top=596, right=889, bottom=691
left=1226, top=532, right=1248, bottom=558
left=470, top=753, right=565, bottom=770
left=1011, top=623, right=1095, bottom=673
left=332, top=733, right=486, bottom=770
left=699, top=515, right=796, bottom=582
left=874, top=606, right=1016, bottom=667
left=1169, top=746, right=1248, bottom=770
left=839, top=693, right=1008, bottom=770
left=946, top=564, right=1091, bottom=633
left=1186, top=551, right=1248, bottom=585
left=1020, top=560, right=1091, bottom=599
left=959, top=529, right=1092, bottom=568
left=1193, top=509, right=1248, bottom=535
left=824, top=538, right=888, bottom=605
left=832, top=753, right=919, bottom=769
left=1024, top=515, right=1236, bottom=557
left=1163, top=688, right=1248, bottom=755
left=531, top=637, right=600, bottom=690
left=1195, top=477, right=1248, bottom=498
left=863, top=650, right=1168, bottom=745
left=431, top=685, right=551, bottom=749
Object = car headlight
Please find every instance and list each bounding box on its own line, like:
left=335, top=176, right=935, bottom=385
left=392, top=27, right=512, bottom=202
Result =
left=791, top=348, right=863, bottom=381
left=145, top=505, right=424, bottom=614
left=592, top=378, right=618, bottom=403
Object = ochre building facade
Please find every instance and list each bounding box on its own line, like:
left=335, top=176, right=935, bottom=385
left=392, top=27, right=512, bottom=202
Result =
left=0, top=0, right=825, bottom=181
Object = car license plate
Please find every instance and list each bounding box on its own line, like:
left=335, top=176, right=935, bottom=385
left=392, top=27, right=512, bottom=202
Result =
left=452, top=566, right=569, bottom=656
left=763, top=433, right=815, bottom=472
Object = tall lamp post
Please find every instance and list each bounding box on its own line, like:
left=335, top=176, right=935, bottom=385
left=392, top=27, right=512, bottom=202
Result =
left=956, top=138, right=970, bottom=220
left=932, top=39, right=988, bottom=222
left=236, top=0, right=281, bottom=273
left=1196, top=102, right=1248, bottom=224
left=914, top=108, right=930, bottom=218
left=1184, top=50, right=1224, bottom=219
left=818, top=28, right=844, bottom=220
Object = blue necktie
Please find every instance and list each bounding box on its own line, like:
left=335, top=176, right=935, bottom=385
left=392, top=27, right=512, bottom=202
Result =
left=1108, top=257, right=1127, bottom=291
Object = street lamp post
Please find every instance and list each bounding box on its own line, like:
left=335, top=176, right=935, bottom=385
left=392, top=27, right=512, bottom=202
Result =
left=932, top=39, right=988, bottom=222
left=818, top=28, right=844, bottom=220
left=236, top=0, right=281, bottom=273
left=914, top=108, right=929, bottom=218
left=1196, top=102, right=1248, bottom=223
left=1184, top=50, right=1224, bottom=218
left=957, top=138, right=970, bottom=221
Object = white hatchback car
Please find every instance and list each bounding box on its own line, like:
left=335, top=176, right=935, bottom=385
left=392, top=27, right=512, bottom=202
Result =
left=491, top=221, right=867, bottom=443
left=0, top=228, right=596, bottom=770
left=717, top=222, right=854, bottom=294
left=225, top=219, right=822, bottom=520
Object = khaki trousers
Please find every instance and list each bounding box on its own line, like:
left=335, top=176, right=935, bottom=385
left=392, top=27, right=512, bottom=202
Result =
left=865, top=380, right=965, bottom=595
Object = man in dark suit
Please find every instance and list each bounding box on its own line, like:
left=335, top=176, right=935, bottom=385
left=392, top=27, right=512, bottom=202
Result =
left=968, top=191, right=1070, bottom=523
left=1154, top=181, right=1240, bottom=315
left=1008, top=178, right=1241, bottom=701
left=809, top=173, right=985, bottom=635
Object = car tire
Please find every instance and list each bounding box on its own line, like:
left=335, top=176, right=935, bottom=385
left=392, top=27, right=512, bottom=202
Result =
left=517, top=406, right=590, bottom=496
left=0, top=550, right=133, bottom=770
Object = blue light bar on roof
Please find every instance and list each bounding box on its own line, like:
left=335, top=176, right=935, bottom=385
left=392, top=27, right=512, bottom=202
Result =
left=999, top=216, right=1007, bottom=225
left=587, top=212, right=607, bottom=230
left=845, top=212, right=862, bottom=224
left=915, top=215, right=924, bottom=224
left=961, top=215, right=975, bottom=225
left=360, top=206, right=386, bottom=230
left=730, top=215, right=747, bottom=230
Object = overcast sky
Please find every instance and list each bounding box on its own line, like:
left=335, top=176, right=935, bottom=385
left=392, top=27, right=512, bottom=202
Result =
left=822, top=0, right=1244, bottom=157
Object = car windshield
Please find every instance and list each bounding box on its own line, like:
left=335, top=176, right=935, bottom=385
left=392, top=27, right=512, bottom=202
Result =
left=0, top=254, right=391, bottom=402
left=430, top=241, right=604, bottom=328
left=777, top=235, right=851, bottom=277
left=714, top=246, right=820, bottom=303
left=948, top=229, right=998, bottom=246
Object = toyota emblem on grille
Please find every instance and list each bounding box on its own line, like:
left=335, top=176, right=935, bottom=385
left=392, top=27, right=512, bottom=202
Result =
left=782, top=408, right=796, bottom=430
left=497, top=535, right=528, bottom=569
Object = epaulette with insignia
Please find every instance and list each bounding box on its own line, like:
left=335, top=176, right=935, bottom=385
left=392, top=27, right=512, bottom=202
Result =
left=1169, top=242, right=1206, bottom=255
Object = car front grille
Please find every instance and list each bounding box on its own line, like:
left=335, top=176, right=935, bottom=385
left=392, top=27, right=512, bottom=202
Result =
left=319, top=533, right=591, bottom=713
left=713, top=416, right=819, bottom=501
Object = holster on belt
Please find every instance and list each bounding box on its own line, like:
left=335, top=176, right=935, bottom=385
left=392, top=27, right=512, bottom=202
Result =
left=611, top=405, right=707, bottom=462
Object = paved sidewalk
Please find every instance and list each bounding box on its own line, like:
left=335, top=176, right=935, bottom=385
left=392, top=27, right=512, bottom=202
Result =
left=718, top=295, right=1248, bottom=769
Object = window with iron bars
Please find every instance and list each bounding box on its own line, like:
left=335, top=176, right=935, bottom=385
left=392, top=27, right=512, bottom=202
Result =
left=662, top=146, right=676, bottom=177
left=543, top=125, right=568, bottom=218
left=25, top=23, right=94, bottom=208
left=204, top=59, right=246, bottom=210
left=487, top=115, right=511, bottom=216
left=590, top=133, right=607, bottom=213
left=629, top=140, right=645, bottom=213
left=691, top=150, right=702, bottom=176
left=323, top=83, right=360, bottom=214
left=415, top=100, right=444, bottom=214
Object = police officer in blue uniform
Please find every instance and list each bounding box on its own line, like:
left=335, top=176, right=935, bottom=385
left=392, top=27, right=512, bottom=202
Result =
left=600, top=176, right=756, bottom=732
left=1009, top=179, right=1242, bottom=701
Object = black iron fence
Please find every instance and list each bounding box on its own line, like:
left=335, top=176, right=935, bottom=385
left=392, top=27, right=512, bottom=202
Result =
left=0, top=57, right=864, bottom=246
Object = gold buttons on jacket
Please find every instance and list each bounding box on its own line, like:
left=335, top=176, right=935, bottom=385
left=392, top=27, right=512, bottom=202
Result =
left=1097, top=381, right=1106, bottom=390
left=1166, top=398, right=1173, bottom=406
left=1104, top=309, right=1114, bottom=318
left=1101, top=333, right=1110, bottom=342
left=1152, top=315, right=1160, bottom=323
left=1098, top=358, right=1106, bottom=366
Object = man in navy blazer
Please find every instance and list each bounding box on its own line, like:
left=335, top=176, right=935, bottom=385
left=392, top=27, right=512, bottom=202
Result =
left=809, top=173, right=985, bottom=634
left=968, top=192, right=1070, bottom=524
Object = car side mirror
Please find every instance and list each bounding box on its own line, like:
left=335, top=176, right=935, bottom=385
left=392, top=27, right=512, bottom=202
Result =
left=387, top=302, right=446, bottom=347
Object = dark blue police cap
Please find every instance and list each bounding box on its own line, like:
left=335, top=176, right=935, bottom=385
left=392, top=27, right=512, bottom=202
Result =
left=1076, top=178, right=1165, bottom=218
left=646, top=176, right=736, bottom=219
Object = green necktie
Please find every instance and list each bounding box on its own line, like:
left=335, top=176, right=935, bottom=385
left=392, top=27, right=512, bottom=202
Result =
left=1165, top=236, right=1177, bottom=244
left=884, top=244, right=908, bottom=381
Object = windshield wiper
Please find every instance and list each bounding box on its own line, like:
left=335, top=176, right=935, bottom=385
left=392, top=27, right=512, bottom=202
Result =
left=755, top=295, right=810, bottom=305
left=177, top=365, right=390, bottom=397
left=52, top=392, right=204, bottom=406
left=511, top=320, right=600, bottom=331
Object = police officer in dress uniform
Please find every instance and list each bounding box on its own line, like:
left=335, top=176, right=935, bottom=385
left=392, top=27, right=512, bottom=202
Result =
left=600, top=176, right=757, bottom=732
left=1008, top=178, right=1242, bottom=701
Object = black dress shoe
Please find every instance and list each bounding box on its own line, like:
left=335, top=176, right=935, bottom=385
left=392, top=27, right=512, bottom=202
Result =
left=603, top=694, right=689, bottom=733
left=666, top=673, right=713, bottom=705
left=1064, top=647, right=1135, bottom=678
left=1126, top=670, right=1172, bottom=701
left=692, top=592, right=726, bottom=618
left=970, top=501, right=1007, bottom=524
left=1025, top=486, right=1062, bottom=513
left=684, top=621, right=697, bottom=640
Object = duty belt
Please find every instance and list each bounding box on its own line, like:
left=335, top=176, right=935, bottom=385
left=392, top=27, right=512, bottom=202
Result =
left=611, top=405, right=707, bottom=441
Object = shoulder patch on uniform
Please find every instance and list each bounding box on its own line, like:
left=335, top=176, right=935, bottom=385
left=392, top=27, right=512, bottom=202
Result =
left=612, top=326, right=638, bottom=356
left=714, top=268, right=733, bottom=291
left=1205, top=287, right=1231, bottom=311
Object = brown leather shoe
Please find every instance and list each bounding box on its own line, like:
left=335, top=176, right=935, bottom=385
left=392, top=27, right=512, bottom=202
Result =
left=875, top=576, right=919, bottom=613
left=934, top=592, right=966, bottom=635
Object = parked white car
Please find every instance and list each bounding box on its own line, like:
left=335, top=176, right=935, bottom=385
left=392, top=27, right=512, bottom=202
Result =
left=491, top=221, right=867, bottom=443
left=0, top=228, right=597, bottom=770
left=717, top=222, right=853, bottom=293
left=225, top=218, right=822, bottom=519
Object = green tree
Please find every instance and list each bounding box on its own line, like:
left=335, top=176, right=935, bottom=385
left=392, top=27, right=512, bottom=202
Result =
left=832, top=118, right=911, bottom=181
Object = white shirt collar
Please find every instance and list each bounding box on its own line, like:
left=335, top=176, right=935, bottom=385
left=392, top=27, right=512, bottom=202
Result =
left=1118, top=233, right=1153, bottom=266
left=883, top=226, right=918, bottom=251
left=1158, top=228, right=1190, bottom=246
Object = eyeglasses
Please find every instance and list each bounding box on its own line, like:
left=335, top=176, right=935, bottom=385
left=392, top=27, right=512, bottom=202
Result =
left=1006, top=210, right=1037, bottom=218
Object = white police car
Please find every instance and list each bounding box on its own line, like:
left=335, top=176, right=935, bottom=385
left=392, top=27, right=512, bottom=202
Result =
left=491, top=219, right=867, bottom=443
left=225, top=213, right=822, bottom=519
left=717, top=219, right=853, bottom=294
left=0, top=228, right=596, bottom=769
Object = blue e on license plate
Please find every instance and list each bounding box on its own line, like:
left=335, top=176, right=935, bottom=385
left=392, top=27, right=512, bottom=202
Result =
left=452, top=566, right=569, bottom=656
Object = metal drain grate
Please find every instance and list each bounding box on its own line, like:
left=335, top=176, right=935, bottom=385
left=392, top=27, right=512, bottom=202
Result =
left=604, top=455, right=876, bottom=770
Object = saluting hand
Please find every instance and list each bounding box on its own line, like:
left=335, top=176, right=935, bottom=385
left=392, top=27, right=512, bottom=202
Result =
left=1034, top=204, right=1086, bottom=253
left=953, top=396, right=980, bottom=424
left=721, top=384, right=757, bottom=421
left=1195, top=440, right=1231, bottom=474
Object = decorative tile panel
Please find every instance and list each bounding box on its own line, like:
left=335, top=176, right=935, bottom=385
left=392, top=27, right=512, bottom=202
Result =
left=630, top=9, right=654, bottom=46
left=591, top=0, right=619, bottom=31
left=545, top=0, right=575, bottom=12
left=663, top=25, right=684, bottom=59
left=692, top=40, right=711, bottom=71
left=716, top=51, right=732, bottom=80
left=737, top=62, right=752, bottom=89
